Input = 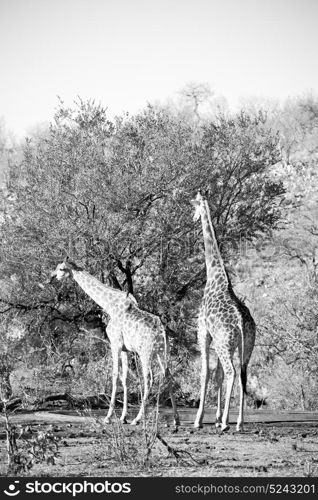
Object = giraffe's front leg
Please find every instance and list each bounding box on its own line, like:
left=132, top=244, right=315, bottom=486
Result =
left=104, top=348, right=120, bottom=424
left=215, top=386, right=222, bottom=428
left=194, top=332, right=210, bottom=428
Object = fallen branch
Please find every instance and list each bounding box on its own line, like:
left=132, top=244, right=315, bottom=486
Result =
left=0, top=398, right=22, bottom=412
left=155, top=432, right=205, bottom=465
left=35, top=393, right=110, bottom=409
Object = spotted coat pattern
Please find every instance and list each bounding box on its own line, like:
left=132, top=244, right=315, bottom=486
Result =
left=192, top=193, right=256, bottom=431
left=51, top=261, right=179, bottom=426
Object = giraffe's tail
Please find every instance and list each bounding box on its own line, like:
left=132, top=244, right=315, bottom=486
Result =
left=149, top=368, right=154, bottom=389
left=157, top=353, right=166, bottom=377
left=156, top=320, right=169, bottom=377
left=240, top=320, right=248, bottom=396
left=241, top=363, right=248, bottom=395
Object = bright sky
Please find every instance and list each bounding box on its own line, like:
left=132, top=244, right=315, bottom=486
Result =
left=0, top=0, right=317, bottom=138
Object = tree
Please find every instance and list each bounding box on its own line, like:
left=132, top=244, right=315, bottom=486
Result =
left=0, top=99, right=284, bottom=402
left=0, top=118, right=18, bottom=188
left=179, top=82, right=214, bottom=121
left=270, top=94, right=318, bottom=164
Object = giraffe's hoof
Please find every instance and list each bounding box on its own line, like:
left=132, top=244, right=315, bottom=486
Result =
left=120, top=417, right=128, bottom=424
left=221, top=424, right=230, bottom=433
left=103, top=417, right=111, bottom=424
left=235, top=426, right=244, bottom=433
left=215, top=422, right=222, bottom=429
left=130, top=419, right=139, bottom=426
left=193, top=422, right=203, bottom=429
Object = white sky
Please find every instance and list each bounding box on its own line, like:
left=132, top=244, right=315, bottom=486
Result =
left=0, top=0, right=317, bottom=138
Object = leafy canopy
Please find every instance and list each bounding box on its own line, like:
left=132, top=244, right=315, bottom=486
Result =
left=0, top=100, right=283, bottom=351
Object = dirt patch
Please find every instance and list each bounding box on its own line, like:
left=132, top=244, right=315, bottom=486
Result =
left=0, top=411, right=317, bottom=477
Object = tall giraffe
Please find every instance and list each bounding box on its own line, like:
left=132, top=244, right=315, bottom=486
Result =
left=50, top=259, right=179, bottom=426
left=191, top=192, right=255, bottom=431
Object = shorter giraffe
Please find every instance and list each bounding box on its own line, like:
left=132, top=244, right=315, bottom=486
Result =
left=191, top=192, right=256, bottom=431
left=50, top=259, right=179, bottom=426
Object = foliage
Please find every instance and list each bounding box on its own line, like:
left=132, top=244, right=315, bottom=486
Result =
left=0, top=98, right=284, bottom=407
left=242, top=93, right=318, bottom=165
left=88, top=403, right=160, bottom=468
left=178, top=82, right=214, bottom=121
left=4, top=404, right=60, bottom=476
left=233, top=137, right=318, bottom=410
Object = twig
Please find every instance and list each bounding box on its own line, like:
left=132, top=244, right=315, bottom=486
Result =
left=155, top=432, right=204, bottom=465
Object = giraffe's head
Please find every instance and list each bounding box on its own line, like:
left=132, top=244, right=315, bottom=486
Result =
left=51, top=261, right=70, bottom=281
left=50, top=258, right=81, bottom=281
left=191, top=191, right=205, bottom=222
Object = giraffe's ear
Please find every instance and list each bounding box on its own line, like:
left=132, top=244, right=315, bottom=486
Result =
left=191, top=190, right=200, bottom=201
left=190, top=198, right=199, bottom=207
left=63, top=255, right=69, bottom=264
left=191, top=191, right=203, bottom=204
left=199, top=188, right=210, bottom=198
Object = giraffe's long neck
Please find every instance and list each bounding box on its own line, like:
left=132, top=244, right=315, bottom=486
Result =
left=201, top=201, right=229, bottom=285
left=71, top=270, right=130, bottom=316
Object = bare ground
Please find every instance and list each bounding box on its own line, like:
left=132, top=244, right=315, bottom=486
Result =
left=0, top=409, right=317, bottom=477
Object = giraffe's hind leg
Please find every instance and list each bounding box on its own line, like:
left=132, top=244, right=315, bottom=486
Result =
left=104, top=347, right=120, bottom=424
left=216, top=349, right=236, bottom=432
left=194, top=321, right=211, bottom=428
left=130, top=358, right=150, bottom=425
left=214, top=358, right=224, bottom=428
left=237, top=320, right=256, bottom=432
left=119, top=351, right=128, bottom=424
